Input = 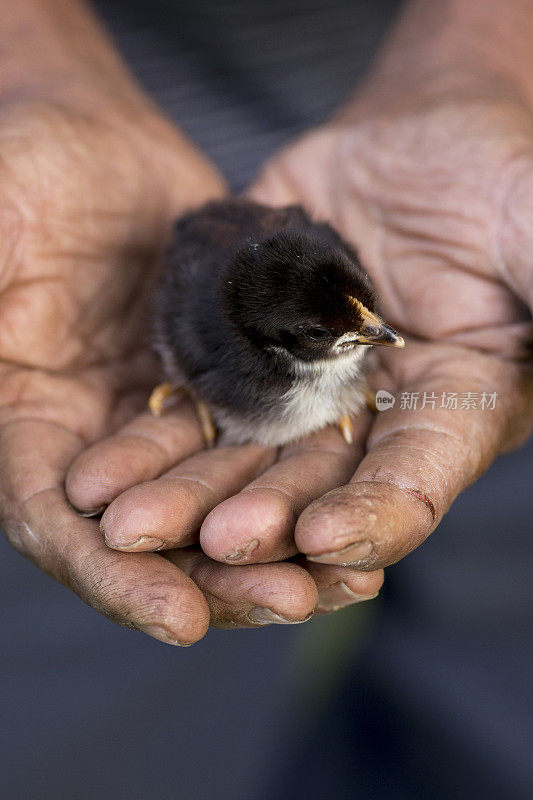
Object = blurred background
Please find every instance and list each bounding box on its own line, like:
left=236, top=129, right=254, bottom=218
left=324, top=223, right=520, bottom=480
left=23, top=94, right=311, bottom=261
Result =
left=2, top=2, right=533, bottom=798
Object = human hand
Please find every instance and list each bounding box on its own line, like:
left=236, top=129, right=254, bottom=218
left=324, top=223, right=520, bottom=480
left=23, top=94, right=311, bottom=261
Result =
left=240, top=69, right=533, bottom=571
left=1, top=92, right=382, bottom=645
left=0, top=84, right=272, bottom=644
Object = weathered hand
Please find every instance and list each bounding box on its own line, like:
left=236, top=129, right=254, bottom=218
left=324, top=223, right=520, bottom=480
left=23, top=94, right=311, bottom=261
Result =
left=239, top=75, right=533, bottom=570
left=0, top=93, right=277, bottom=646
left=0, top=95, right=381, bottom=642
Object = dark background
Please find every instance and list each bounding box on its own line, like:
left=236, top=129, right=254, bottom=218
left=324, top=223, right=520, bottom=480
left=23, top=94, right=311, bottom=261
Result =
left=2, top=2, right=532, bottom=798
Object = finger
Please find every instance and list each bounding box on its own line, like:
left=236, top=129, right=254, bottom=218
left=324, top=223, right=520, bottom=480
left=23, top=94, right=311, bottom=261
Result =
left=297, top=344, right=532, bottom=570
left=65, top=399, right=204, bottom=513
left=200, top=415, right=371, bottom=564
left=165, top=548, right=317, bottom=627
left=300, top=559, right=384, bottom=615
left=100, top=444, right=275, bottom=551
left=1, top=419, right=210, bottom=646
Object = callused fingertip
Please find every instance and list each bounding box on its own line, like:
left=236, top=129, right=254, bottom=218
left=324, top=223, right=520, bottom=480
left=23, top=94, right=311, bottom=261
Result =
left=139, top=623, right=196, bottom=647
left=306, top=538, right=373, bottom=566
left=315, top=581, right=379, bottom=614
left=246, top=607, right=313, bottom=626
left=224, top=537, right=261, bottom=562
left=201, top=487, right=294, bottom=562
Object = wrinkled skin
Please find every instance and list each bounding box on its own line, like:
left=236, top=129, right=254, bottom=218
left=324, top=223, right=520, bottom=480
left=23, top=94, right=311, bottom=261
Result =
left=67, top=75, right=533, bottom=601
left=3, top=67, right=533, bottom=645
left=245, top=80, right=533, bottom=569
left=0, top=100, right=382, bottom=646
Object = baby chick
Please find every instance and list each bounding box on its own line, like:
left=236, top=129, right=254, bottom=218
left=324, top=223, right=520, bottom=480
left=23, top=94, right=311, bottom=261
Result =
left=150, top=200, right=404, bottom=447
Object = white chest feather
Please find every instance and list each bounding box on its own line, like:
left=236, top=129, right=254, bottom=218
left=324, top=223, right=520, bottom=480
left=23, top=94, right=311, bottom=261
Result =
left=217, top=347, right=369, bottom=446
left=276, top=348, right=368, bottom=442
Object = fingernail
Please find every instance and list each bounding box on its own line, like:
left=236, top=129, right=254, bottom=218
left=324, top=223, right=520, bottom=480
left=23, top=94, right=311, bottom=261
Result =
left=307, top=539, right=373, bottom=566
left=104, top=534, right=166, bottom=551
left=70, top=503, right=107, bottom=518
left=246, top=607, right=313, bottom=626
left=225, top=538, right=260, bottom=562
left=316, top=582, right=378, bottom=613
left=139, top=624, right=192, bottom=647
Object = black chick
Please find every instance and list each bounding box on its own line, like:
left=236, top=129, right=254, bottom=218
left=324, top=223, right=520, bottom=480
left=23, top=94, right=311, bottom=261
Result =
left=150, top=199, right=404, bottom=447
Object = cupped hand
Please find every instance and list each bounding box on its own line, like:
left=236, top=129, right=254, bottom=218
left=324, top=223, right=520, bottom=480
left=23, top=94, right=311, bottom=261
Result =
left=0, top=95, right=382, bottom=644
left=0, top=93, right=227, bottom=645
left=241, top=76, right=533, bottom=570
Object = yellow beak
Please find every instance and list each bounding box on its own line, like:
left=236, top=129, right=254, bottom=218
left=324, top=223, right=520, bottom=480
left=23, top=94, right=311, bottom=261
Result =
left=347, top=297, right=405, bottom=348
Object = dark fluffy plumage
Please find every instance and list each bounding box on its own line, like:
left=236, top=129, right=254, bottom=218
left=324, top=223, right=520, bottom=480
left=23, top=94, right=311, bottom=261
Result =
left=152, top=199, right=398, bottom=446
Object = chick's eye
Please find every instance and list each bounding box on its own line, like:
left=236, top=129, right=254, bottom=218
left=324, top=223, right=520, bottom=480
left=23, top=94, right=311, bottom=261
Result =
left=302, top=326, right=330, bottom=341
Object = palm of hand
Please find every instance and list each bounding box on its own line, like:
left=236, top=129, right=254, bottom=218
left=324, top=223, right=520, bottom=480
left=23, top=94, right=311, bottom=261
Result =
left=248, top=90, right=533, bottom=567
left=0, top=103, right=173, bottom=439
left=256, top=95, right=532, bottom=341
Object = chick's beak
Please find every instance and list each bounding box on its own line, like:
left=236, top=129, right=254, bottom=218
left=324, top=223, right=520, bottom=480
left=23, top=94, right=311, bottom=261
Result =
left=347, top=299, right=405, bottom=348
